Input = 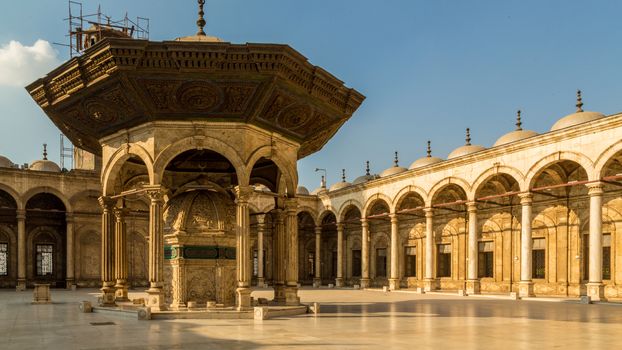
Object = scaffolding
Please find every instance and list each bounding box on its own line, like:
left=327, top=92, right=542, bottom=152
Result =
left=58, top=1, right=150, bottom=58
left=60, top=134, right=73, bottom=171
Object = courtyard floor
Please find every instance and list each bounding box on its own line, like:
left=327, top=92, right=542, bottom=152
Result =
left=1, top=287, right=621, bottom=349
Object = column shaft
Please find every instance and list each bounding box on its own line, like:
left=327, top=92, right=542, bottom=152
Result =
left=519, top=193, right=534, bottom=297
left=314, top=225, right=322, bottom=287
left=66, top=213, right=75, bottom=288
left=257, top=215, right=265, bottom=286
left=587, top=182, right=605, bottom=300
left=389, top=214, right=400, bottom=290
left=424, top=208, right=436, bottom=291
left=16, top=209, right=26, bottom=291
left=360, top=218, right=370, bottom=288
left=98, top=197, right=116, bottom=306
left=235, top=186, right=252, bottom=310
left=466, top=202, right=480, bottom=294
left=336, top=223, right=344, bottom=287
left=284, top=198, right=300, bottom=305
left=114, top=207, right=128, bottom=300
left=145, top=188, right=166, bottom=310
left=272, top=209, right=285, bottom=302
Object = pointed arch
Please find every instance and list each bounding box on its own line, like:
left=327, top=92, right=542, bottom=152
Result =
left=428, top=177, right=470, bottom=205
left=338, top=199, right=364, bottom=222
left=470, top=165, right=526, bottom=198
left=102, top=143, right=155, bottom=196
left=363, top=193, right=393, bottom=217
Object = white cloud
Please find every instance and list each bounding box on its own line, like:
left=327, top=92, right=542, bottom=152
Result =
left=0, top=40, right=61, bottom=87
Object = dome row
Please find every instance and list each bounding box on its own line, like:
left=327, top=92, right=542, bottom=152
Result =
left=306, top=91, right=605, bottom=194
left=0, top=144, right=62, bottom=172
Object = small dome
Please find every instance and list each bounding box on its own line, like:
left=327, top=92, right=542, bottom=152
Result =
left=30, top=160, right=61, bottom=172
left=329, top=181, right=351, bottom=191
left=311, top=187, right=327, bottom=195
left=380, top=166, right=407, bottom=177
left=493, top=110, right=538, bottom=146
left=296, top=186, right=310, bottom=195
left=494, top=129, right=538, bottom=146
left=353, top=174, right=375, bottom=185
left=0, top=155, right=14, bottom=168
left=551, top=90, right=604, bottom=131
left=448, top=128, right=486, bottom=159
left=409, top=156, right=443, bottom=169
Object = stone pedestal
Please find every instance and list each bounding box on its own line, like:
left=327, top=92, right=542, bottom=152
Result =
left=389, top=278, right=400, bottom=291
left=115, top=282, right=129, bottom=302
left=257, top=277, right=265, bottom=287
left=146, top=287, right=166, bottom=311
left=424, top=278, right=437, bottom=292
left=586, top=282, right=605, bottom=301
left=100, top=285, right=116, bottom=306
left=284, top=286, right=300, bottom=306
left=335, top=277, right=344, bottom=288
left=16, top=281, right=26, bottom=291
left=313, top=278, right=321, bottom=288
left=32, top=283, right=51, bottom=304
left=236, top=287, right=252, bottom=310
left=359, top=278, right=370, bottom=289
left=466, top=280, right=480, bottom=295
left=518, top=281, right=534, bottom=297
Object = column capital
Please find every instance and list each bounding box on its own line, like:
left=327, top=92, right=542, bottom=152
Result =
left=256, top=213, right=266, bottom=225
left=144, top=186, right=166, bottom=203
left=586, top=181, right=604, bottom=196
left=98, top=196, right=116, bottom=209
left=314, top=225, right=322, bottom=235
left=360, top=218, right=369, bottom=227
left=336, top=222, right=344, bottom=231
left=424, top=207, right=434, bottom=217
left=519, top=192, right=533, bottom=205
left=65, top=212, right=75, bottom=223
left=234, top=185, right=254, bottom=203
left=283, top=197, right=298, bottom=214
left=389, top=213, right=398, bottom=223
left=16, top=209, right=26, bottom=220
left=113, top=207, right=129, bottom=220
left=274, top=208, right=285, bottom=224
left=466, top=201, right=478, bottom=213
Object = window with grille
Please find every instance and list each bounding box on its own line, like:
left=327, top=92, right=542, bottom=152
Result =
left=405, top=246, right=416, bottom=277
left=376, top=248, right=387, bottom=277
left=308, top=252, right=315, bottom=277
left=532, top=238, right=545, bottom=279
left=603, top=234, right=611, bottom=280
left=0, top=243, right=7, bottom=276
left=437, top=244, right=451, bottom=278
left=253, top=250, right=258, bottom=277
left=478, top=241, right=494, bottom=278
left=36, top=244, right=53, bottom=276
left=352, top=250, right=361, bottom=277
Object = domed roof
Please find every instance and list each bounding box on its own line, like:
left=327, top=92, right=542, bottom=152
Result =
left=551, top=90, right=604, bottom=131
left=409, top=141, right=443, bottom=169
left=352, top=161, right=377, bottom=184
left=311, top=187, right=327, bottom=195
left=296, top=186, right=310, bottom=195
left=29, top=144, right=61, bottom=172
left=0, top=155, right=14, bottom=168
left=494, top=110, right=539, bottom=146
left=380, top=152, right=408, bottom=178
left=329, top=169, right=351, bottom=191
left=448, top=128, right=486, bottom=159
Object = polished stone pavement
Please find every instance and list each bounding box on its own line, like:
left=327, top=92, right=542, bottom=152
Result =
left=1, top=287, right=621, bottom=349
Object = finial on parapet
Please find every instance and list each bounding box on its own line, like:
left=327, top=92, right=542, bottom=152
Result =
left=394, top=151, right=399, bottom=167
left=576, top=89, right=583, bottom=112
left=341, top=169, right=346, bottom=182
left=465, top=128, right=471, bottom=146
left=516, top=110, right=522, bottom=131
left=365, top=161, right=370, bottom=176
left=427, top=140, right=432, bottom=157
left=43, top=144, right=48, bottom=160
left=197, top=0, right=207, bottom=36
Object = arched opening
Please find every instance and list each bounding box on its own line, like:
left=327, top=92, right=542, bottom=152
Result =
left=366, top=199, right=390, bottom=286
left=395, top=192, right=425, bottom=288
left=530, top=160, right=588, bottom=295
left=474, top=174, right=521, bottom=293
left=249, top=157, right=282, bottom=194
left=319, top=211, right=337, bottom=285
left=598, top=151, right=622, bottom=295
left=342, top=206, right=362, bottom=285
left=0, top=189, right=17, bottom=286
left=297, top=211, right=316, bottom=284
left=431, top=184, right=468, bottom=289
left=25, top=193, right=66, bottom=288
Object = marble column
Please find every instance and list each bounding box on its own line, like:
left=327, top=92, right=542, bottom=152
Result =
left=272, top=209, right=286, bottom=303
left=113, top=207, right=129, bottom=301
left=145, top=187, right=166, bottom=311
left=98, top=196, right=116, bottom=306
left=360, top=218, right=370, bottom=289
left=424, top=208, right=437, bottom=291
left=587, top=182, right=605, bottom=301
left=466, top=202, right=480, bottom=294
left=16, top=209, right=26, bottom=291
left=313, top=225, right=322, bottom=288
left=235, top=186, right=253, bottom=310
left=284, top=198, right=300, bottom=305
left=336, top=223, right=344, bottom=287
left=257, top=214, right=266, bottom=287
left=65, top=213, right=75, bottom=289
left=519, top=193, right=534, bottom=297
left=389, top=213, right=400, bottom=290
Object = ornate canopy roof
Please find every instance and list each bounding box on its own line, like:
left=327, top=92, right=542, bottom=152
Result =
left=26, top=38, right=365, bottom=159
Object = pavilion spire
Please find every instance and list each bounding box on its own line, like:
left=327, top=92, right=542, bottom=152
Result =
left=341, top=169, right=346, bottom=182
left=196, top=0, right=207, bottom=36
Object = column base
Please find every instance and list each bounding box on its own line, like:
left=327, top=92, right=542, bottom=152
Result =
left=586, top=282, right=606, bottom=301
left=115, top=283, right=129, bottom=302
left=257, top=277, right=266, bottom=287
left=313, top=278, right=322, bottom=288
left=100, top=285, right=117, bottom=307
left=65, top=279, right=75, bottom=290
left=146, top=287, right=167, bottom=311
left=236, top=287, right=252, bottom=311
left=284, top=286, right=300, bottom=306
left=466, top=280, right=480, bottom=295
left=16, top=279, right=26, bottom=291
left=360, top=278, right=370, bottom=289
left=518, top=281, right=535, bottom=298
left=389, top=278, right=400, bottom=291
left=335, top=277, right=344, bottom=288
left=424, top=278, right=438, bottom=292
left=273, top=284, right=286, bottom=304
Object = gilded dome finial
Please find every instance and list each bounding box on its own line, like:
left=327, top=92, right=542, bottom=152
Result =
left=427, top=140, right=432, bottom=157
left=341, top=169, right=346, bottom=182
left=365, top=161, right=370, bottom=176
left=394, top=151, right=399, bottom=167
left=197, top=0, right=207, bottom=36
left=576, top=89, right=583, bottom=112
left=516, top=110, right=522, bottom=131
left=43, top=143, right=48, bottom=160
left=465, top=128, right=471, bottom=146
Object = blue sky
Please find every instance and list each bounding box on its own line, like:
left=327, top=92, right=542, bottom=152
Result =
left=1, top=1, right=622, bottom=189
